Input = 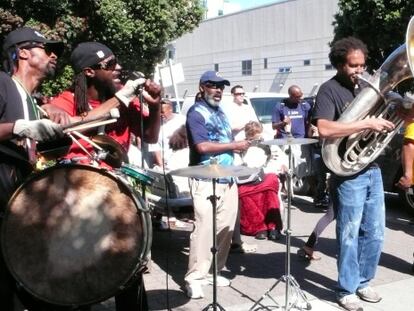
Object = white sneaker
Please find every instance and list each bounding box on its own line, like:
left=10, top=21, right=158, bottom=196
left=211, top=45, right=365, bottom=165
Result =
left=185, top=280, right=204, bottom=299
left=337, top=294, right=363, bottom=311
left=356, top=286, right=382, bottom=303
left=203, top=274, right=231, bottom=287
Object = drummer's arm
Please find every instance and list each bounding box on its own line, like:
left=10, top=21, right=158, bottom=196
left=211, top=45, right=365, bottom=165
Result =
left=142, top=105, right=161, bottom=143
left=81, top=97, right=120, bottom=122
left=0, top=123, right=16, bottom=140
left=196, top=140, right=250, bottom=154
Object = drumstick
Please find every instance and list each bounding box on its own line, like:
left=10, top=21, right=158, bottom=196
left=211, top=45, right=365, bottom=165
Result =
left=71, top=131, right=103, bottom=151
left=36, top=105, right=49, bottom=118
left=63, top=119, right=117, bottom=133
left=67, top=133, right=95, bottom=159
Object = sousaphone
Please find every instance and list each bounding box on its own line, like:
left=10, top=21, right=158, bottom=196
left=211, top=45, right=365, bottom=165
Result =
left=322, top=16, right=414, bottom=176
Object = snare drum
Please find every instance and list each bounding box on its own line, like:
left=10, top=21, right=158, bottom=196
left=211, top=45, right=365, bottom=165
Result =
left=1, top=164, right=152, bottom=306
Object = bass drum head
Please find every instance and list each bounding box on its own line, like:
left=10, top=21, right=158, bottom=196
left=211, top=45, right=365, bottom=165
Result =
left=1, top=164, right=151, bottom=306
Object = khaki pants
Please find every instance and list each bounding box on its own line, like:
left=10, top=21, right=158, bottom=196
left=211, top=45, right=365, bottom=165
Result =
left=185, top=180, right=238, bottom=282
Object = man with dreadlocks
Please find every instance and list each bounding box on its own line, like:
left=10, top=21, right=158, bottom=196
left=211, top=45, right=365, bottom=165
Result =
left=51, top=42, right=161, bottom=164
left=50, top=41, right=161, bottom=310
left=0, top=26, right=69, bottom=311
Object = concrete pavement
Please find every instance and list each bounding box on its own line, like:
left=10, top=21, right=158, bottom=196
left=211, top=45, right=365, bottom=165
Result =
left=94, top=194, right=414, bottom=310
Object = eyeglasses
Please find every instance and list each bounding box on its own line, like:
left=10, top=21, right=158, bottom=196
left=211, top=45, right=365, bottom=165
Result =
left=203, top=83, right=225, bottom=90
left=234, top=92, right=245, bottom=96
left=91, top=57, right=118, bottom=71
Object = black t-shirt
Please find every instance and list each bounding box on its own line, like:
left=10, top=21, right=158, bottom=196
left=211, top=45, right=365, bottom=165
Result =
left=0, top=72, right=32, bottom=209
left=0, top=72, right=26, bottom=123
left=312, top=75, right=377, bottom=174
left=312, top=75, right=356, bottom=123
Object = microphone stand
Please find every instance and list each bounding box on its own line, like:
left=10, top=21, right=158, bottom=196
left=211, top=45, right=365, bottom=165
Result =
left=137, top=82, right=147, bottom=201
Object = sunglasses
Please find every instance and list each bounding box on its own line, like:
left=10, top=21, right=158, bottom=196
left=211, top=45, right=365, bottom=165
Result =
left=91, top=57, right=118, bottom=71
left=19, top=43, right=56, bottom=56
left=234, top=92, right=245, bottom=96
left=204, top=83, right=225, bottom=90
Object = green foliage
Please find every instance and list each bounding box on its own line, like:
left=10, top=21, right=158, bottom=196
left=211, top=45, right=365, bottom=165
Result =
left=0, top=0, right=203, bottom=96
left=333, top=0, right=414, bottom=71
left=41, top=65, right=73, bottom=97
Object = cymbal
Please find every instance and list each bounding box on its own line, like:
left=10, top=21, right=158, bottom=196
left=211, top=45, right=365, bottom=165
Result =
left=262, top=137, right=318, bottom=146
left=91, top=135, right=128, bottom=168
left=170, top=164, right=259, bottom=179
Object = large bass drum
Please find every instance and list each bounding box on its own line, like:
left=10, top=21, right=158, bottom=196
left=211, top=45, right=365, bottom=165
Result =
left=1, top=164, right=152, bottom=306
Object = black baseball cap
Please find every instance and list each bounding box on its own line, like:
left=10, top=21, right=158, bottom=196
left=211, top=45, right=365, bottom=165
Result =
left=70, top=42, right=114, bottom=73
left=3, top=27, right=64, bottom=56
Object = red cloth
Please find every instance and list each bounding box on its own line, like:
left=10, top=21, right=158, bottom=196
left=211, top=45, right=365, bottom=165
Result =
left=51, top=91, right=145, bottom=165
left=238, top=173, right=282, bottom=236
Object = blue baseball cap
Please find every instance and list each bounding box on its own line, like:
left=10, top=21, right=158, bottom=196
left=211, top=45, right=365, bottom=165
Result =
left=199, top=70, right=230, bottom=86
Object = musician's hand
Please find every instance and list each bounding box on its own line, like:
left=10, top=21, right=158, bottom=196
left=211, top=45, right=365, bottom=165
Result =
left=283, top=116, right=291, bottom=125
left=13, top=119, right=64, bottom=142
left=234, top=140, right=250, bottom=152
left=41, top=104, right=72, bottom=126
left=115, top=78, right=146, bottom=107
left=367, top=116, right=395, bottom=132
left=143, top=79, right=161, bottom=108
left=396, top=175, right=413, bottom=190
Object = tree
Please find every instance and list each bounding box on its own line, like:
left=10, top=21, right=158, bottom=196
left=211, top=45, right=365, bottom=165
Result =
left=0, top=0, right=204, bottom=96
left=333, top=0, right=414, bottom=71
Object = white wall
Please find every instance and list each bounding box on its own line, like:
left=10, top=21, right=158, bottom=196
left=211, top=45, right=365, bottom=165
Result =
left=171, top=0, right=339, bottom=96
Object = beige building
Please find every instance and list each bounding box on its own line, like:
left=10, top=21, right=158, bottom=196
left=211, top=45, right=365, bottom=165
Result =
left=170, top=0, right=339, bottom=96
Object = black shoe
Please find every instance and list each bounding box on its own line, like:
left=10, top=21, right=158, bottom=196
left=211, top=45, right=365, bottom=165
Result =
left=268, top=229, right=281, bottom=240
left=314, top=196, right=329, bottom=209
left=255, top=230, right=267, bottom=240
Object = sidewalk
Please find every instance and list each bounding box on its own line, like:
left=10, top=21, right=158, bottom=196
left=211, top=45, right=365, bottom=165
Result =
left=94, top=195, right=414, bottom=310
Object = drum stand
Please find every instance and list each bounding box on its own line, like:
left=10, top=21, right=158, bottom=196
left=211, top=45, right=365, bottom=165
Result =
left=202, top=178, right=226, bottom=311
left=250, top=143, right=311, bottom=311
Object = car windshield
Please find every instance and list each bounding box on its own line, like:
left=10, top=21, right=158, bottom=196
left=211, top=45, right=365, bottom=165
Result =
left=249, top=97, right=286, bottom=123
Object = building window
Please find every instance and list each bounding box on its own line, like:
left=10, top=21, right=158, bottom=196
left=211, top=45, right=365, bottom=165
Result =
left=167, top=50, right=174, bottom=60
left=325, top=64, right=334, bottom=70
left=218, top=9, right=223, bottom=16
left=278, top=66, right=291, bottom=73
left=214, top=63, right=219, bottom=71
left=242, top=60, right=252, bottom=75
left=304, top=59, right=311, bottom=66
left=264, top=58, right=268, bottom=69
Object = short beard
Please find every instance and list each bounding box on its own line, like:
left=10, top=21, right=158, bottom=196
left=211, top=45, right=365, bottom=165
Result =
left=204, top=93, right=219, bottom=107
left=95, top=78, right=117, bottom=101
left=44, top=64, right=56, bottom=79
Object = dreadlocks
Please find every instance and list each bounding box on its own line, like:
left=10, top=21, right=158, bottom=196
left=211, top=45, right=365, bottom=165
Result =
left=72, top=72, right=89, bottom=115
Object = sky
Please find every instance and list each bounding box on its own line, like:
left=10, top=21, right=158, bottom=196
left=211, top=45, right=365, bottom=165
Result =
left=228, top=0, right=281, bottom=11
